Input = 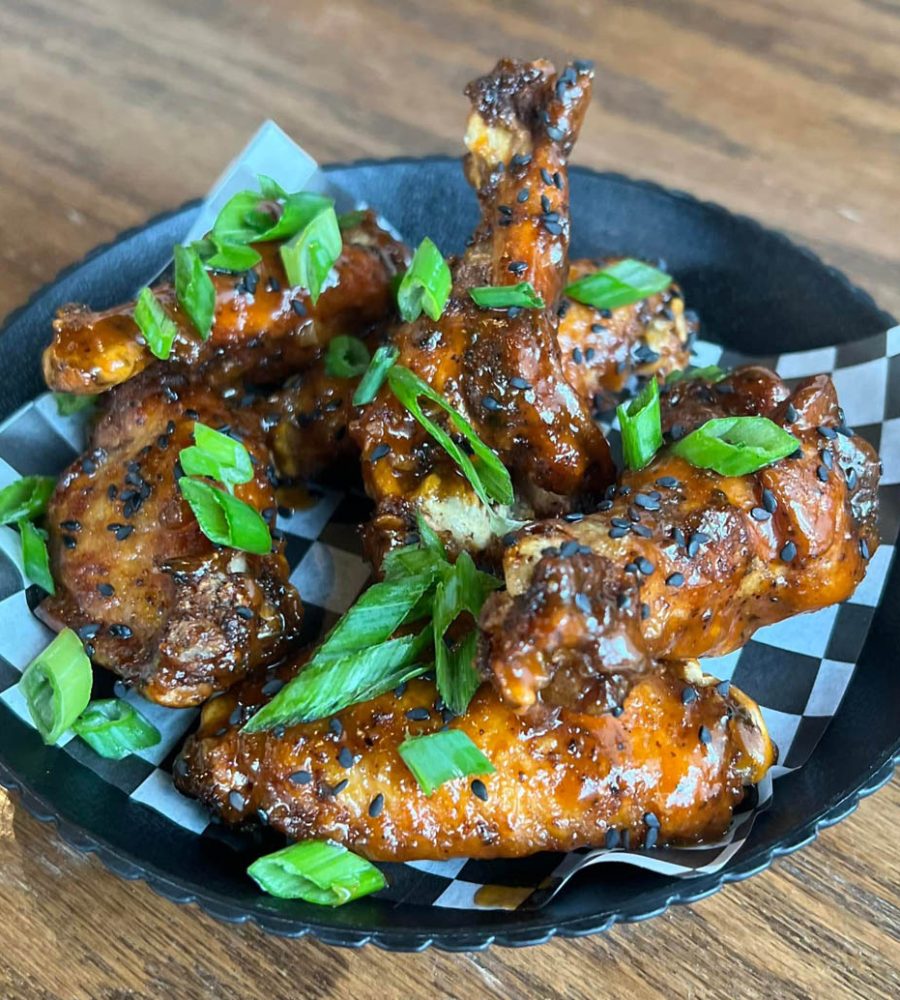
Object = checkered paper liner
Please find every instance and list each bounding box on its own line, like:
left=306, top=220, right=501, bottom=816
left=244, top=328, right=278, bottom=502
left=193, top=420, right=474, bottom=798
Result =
left=1, top=124, right=898, bottom=911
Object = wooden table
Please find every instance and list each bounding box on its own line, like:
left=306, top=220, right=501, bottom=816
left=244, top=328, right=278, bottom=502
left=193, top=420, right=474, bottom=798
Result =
left=1, top=1, right=898, bottom=996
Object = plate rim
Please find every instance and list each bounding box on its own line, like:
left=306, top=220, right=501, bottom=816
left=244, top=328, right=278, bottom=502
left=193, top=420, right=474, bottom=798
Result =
left=0, top=155, right=897, bottom=951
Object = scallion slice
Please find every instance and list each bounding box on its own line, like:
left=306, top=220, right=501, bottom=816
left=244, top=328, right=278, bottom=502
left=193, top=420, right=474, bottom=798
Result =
left=178, top=478, right=271, bottom=555
left=249, top=192, right=333, bottom=243
left=280, top=205, right=342, bottom=304
left=203, top=239, right=262, bottom=272
left=134, top=287, right=179, bottom=360
left=617, top=379, right=663, bottom=470
left=72, top=699, right=161, bottom=759
left=398, top=729, right=495, bottom=796
left=352, top=344, right=398, bottom=405
left=248, top=840, right=385, bottom=905
left=664, top=365, right=727, bottom=385
left=179, top=422, right=254, bottom=494
left=396, top=238, right=452, bottom=323
left=325, top=335, right=371, bottom=379
left=53, top=393, right=95, bottom=416
left=19, top=519, right=54, bottom=594
left=565, top=258, right=672, bottom=311
left=672, top=416, right=799, bottom=476
left=386, top=365, right=514, bottom=507
left=20, top=628, right=93, bottom=744
left=174, top=244, right=216, bottom=340
left=0, top=476, right=55, bottom=525
left=468, top=281, right=544, bottom=310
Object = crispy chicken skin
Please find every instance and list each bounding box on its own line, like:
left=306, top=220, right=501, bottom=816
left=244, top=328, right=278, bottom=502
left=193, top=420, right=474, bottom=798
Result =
left=351, top=59, right=614, bottom=567
left=481, top=366, right=880, bottom=713
left=36, top=370, right=302, bottom=706
left=560, top=258, right=694, bottom=412
left=43, top=211, right=406, bottom=394
left=175, top=659, right=773, bottom=861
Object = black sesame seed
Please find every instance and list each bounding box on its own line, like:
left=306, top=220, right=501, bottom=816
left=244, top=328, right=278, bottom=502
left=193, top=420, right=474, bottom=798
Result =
left=666, top=572, right=685, bottom=587
left=611, top=516, right=630, bottom=529
left=637, top=557, right=655, bottom=576
left=604, top=828, right=620, bottom=849
left=261, top=677, right=284, bottom=697
left=511, top=153, right=532, bottom=167
left=338, top=746, right=354, bottom=768
left=516, top=188, right=529, bottom=203
left=699, top=725, right=712, bottom=745
left=368, top=793, right=384, bottom=818
left=82, top=459, right=97, bottom=475
left=77, top=624, right=101, bottom=640
left=780, top=541, right=797, bottom=562
left=644, top=827, right=659, bottom=850
left=507, top=306, right=521, bottom=319
left=406, top=707, right=430, bottom=721
left=574, top=592, right=591, bottom=614
left=509, top=376, right=531, bottom=390
left=632, top=524, right=652, bottom=538
left=370, top=443, right=391, bottom=462
left=656, top=476, right=679, bottom=489
left=585, top=347, right=596, bottom=362
left=681, top=686, right=697, bottom=705
left=107, top=484, right=118, bottom=500
left=62, top=534, right=77, bottom=549
left=543, top=219, right=563, bottom=235
left=634, top=493, right=660, bottom=511
left=290, top=298, right=307, bottom=316
left=540, top=167, right=553, bottom=185
left=331, top=779, right=349, bottom=796
left=560, top=539, right=581, bottom=557
left=329, top=717, right=344, bottom=738
left=572, top=347, right=583, bottom=364
left=821, top=449, right=834, bottom=469
left=762, top=488, right=777, bottom=513
left=228, top=706, right=242, bottom=727
left=609, top=525, right=629, bottom=539
left=508, top=260, right=527, bottom=276
left=108, top=624, right=133, bottom=639
left=784, top=403, right=798, bottom=424
left=641, top=603, right=651, bottom=620
left=553, top=171, right=564, bottom=189
left=751, top=507, right=771, bottom=521
left=266, top=275, right=281, bottom=293
left=670, top=423, right=685, bottom=441
left=817, top=425, right=837, bottom=440
left=644, top=811, right=660, bottom=828
left=115, top=525, right=134, bottom=542
left=816, top=465, right=830, bottom=482
left=482, top=395, right=501, bottom=412
left=470, top=779, right=489, bottom=801
left=257, top=808, right=269, bottom=825
left=273, top=724, right=286, bottom=740
left=235, top=605, right=254, bottom=620
left=860, top=538, right=870, bottom=560
left=97, top=583, right=115, bottom=597
left=289, top=770, right=312, bottom=786
left=60, top=519, right=81, bottom=532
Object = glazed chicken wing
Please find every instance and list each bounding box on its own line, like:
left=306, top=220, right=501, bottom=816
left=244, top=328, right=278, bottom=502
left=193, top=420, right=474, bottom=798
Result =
left=351, top=59, right=614, bottom=568
left=175, top=658, right=773, bottom=860
left=481, top=366, right=880, bottom=713
left=36, top=369, right=302, bottom=706
left=43, top=211, right=406, bottom=394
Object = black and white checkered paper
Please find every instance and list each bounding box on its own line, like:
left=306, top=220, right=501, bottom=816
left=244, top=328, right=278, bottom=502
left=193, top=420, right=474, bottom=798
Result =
left=0, top=125, right=896, bottom=911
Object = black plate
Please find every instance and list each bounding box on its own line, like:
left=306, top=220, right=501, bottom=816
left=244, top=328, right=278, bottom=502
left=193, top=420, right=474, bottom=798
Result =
left=0, top=158, right=898, bottom=951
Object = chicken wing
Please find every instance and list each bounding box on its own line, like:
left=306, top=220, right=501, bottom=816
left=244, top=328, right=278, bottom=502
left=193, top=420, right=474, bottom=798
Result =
left=43, top=211, right=407, bottom=394
left=36, top=369, right=302, bottom=706
left=481, top=366, right=880, bottom=713
left=351, top=59, right=614, bottom=568
left=174, top=658, right=773, bottom=861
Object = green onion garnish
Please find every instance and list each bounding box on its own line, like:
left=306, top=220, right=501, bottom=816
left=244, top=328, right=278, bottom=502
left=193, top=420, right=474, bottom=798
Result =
left=433, top=552, right=500, bottom=715
left=134, top=287, right=179, bottom=361
left=386, top=365, right=514, bottom=507
left=211, top=190, right=270, bottom=247
left=19, top=520, right=54, bottom=594
left=325, top=335, right=371, bottom=379
left=53, top=393, right=95, bottom=416
left=178, top=478, right=271, bottom=555
left=72, top=699, right=161, bottom=759
left=664, top=365, right=727, bottom=385
left=0, top=476, right=55, bottom=526
left=565, top=258, right=672, bottom=311
left=249, top=192, right=332, bottom=243
left=617, top=379, right=663, bottom=470
left=248, top=840, right=385, bottom=905
left=398, top=729, right=495, bottom=796
left=672, top=416, right=799, bottom=477
left=20, top=628, right=93, bottom=744
left=468, top=281, right=544, bottom=310
left=280, top=205, right=342, bottom=304
left=203, top=239, right=262, bottom=272
left=179, top=422, right=254, bottom=494
left=336, top=209, right=368, bottom=230
left=396, top=237, right=452, bottom=323
left=352, top=344, right=399, bottom=405
left=174, top=244, right=216, bottom=340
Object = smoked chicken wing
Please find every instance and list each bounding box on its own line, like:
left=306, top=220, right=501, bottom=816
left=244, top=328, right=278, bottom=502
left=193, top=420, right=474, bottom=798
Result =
left=36, top=369, right=302, bottom=706
left=174, top=658, right=773, bottom=861
left=481, top=366, right=880, bottom=713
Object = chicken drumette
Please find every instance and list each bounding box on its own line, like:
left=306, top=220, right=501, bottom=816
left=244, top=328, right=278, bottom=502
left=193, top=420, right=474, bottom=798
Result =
left=174, top=657, right=773, bottom=860
left=481, top=366, right=881, bottom=713
left=351, top=59, right=615, bottom=568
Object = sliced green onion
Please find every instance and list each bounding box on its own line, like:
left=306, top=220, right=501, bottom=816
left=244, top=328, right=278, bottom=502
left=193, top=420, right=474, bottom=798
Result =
left=179, top=422, right=254, bottom=494
left=53, top=393, right=95, bottom=416
left=352, top=344, right=399, bottom=405
left=134, top=287, right=179, bottom=361
left=280, top=205, right=342, bottom=304
left=672, top=416, right=799, bottom=477
left=243, top=631, right=431, bottom=732
left=178, top=478, right=271, bottom=555
left=565, top=258, right=672, bottom=311
left=386, top=365, right=514, bottom=507
left=433, top=552, right=500, bottom=715
left=174, top=244, right=216, bottom=340
left=664, top=365, right=727, bottom=385
left=203, top=239, right=262, bottom=272
left=248, top=840, right=385, bottom=905
left=617, top=379, right=663, bottom=471
left=469, top=281, right=544, bottom=310
left=249, top=192, right=332, bottom=243
left=337, top=209, right=368, bottom=230
left=211, top=190, right=269, bottom=246
left=72, top=699, right=161, bottom=759
left=0, top=476, right=55, bottom=525
left=396, top=237, right=452, bottom=322
left=258, top=174, right=288, bottom=200
left=20, top=628, right=93, bottom=744
left=398, top=729, right=495, bottom=796
left=325, top=335, right=371, bottom=379
left=19, top=520, right=54, bottom=594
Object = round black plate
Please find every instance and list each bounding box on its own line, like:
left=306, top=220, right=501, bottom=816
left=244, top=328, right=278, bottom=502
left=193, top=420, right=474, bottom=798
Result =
left=0, top=158, right=897, bottom=951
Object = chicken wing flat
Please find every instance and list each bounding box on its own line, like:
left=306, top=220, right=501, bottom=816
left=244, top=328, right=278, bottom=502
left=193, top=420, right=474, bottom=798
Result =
left=175, top=658, right=773, bottom=860
left=36, top=369, right=302, bottom=706
left=481, top=366, right=880, bottom=713
left=43, top=211, right=406, bottom=394
left=560, top=258, right=694, bottom=412
left=351, top=59, right=614, bottom=567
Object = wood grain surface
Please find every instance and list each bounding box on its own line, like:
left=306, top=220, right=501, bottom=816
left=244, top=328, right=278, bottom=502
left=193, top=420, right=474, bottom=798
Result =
left=0, top=0, right=898, bottom=997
